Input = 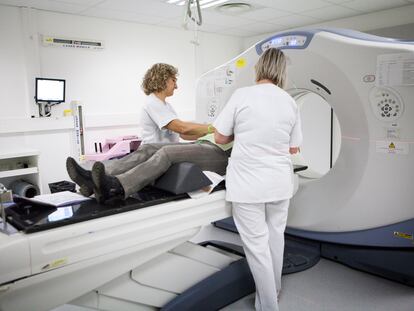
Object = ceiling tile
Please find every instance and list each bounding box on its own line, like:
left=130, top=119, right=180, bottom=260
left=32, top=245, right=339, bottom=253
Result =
left=267, top=14, right=321, bottom=27
left=32, top=0, right=90, bottom=14
left=0, top=0, right=38, bottom=6
left=157, top=19, right=225, bottom=33
left=201, top=10, right=251, bottom=27
left=244, top=0, right=331, bottom=13
left=0, top=0, right=90, bottom=13
left=80, top=7, right=165, bottom=24
left=322, top=0, right=354, bottom=4
left=95, top=0, right=183, bottom=19
left=52, top=0, right=103, bottom=6
left=302, top=4, right=361, bottom=20
left=340, top=0, right=409, bottom=12
left=0, top=0, right=102, bottom=8
left=238, top=7, right=291, bottom=21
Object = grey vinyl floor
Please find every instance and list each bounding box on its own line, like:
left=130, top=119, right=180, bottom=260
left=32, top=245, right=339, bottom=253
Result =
left=198, top=225, right=414, bottom=311
left=221, top=258, right=414, bottom=311
left=53, top=225, right=414, bottom=311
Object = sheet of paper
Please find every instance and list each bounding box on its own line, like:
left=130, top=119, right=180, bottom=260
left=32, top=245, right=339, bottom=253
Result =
left=30, top=191, right=91, bottom=206
left=188, top=171, right=225, bottom=199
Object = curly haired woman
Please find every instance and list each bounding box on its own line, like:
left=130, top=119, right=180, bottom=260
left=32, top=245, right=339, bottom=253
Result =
left=140, top=63, right=214, bottom=144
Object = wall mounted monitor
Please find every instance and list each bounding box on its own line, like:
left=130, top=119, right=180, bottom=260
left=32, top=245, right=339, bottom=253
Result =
left=35, top=78, right=66, bottom=103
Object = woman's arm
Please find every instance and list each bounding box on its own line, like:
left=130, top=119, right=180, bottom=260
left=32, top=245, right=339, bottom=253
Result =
left=180, top=134, right=201, bottom=141
left=215, top=131, right=234, bottom=145
left=166, top=119, right=214, bottom=138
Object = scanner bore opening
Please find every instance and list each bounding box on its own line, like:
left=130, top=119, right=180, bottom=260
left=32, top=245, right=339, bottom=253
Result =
left=289, top=90, right=341, bottom=180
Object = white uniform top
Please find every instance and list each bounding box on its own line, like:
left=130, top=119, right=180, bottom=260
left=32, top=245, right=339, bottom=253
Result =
left=214, top=83, right=302, bottom=203
left=140, top=93, right=180, bottom=144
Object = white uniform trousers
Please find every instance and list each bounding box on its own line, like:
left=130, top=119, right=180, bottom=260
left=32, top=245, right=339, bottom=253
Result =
left=232, top=200, right=290, bottom=311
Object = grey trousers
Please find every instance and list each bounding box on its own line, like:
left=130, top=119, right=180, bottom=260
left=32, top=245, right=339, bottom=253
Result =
left=103, top=142, right=230, bottom=197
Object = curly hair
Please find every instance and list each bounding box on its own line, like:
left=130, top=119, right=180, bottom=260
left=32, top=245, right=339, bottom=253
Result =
left=141, top=63, right=178, bottom=95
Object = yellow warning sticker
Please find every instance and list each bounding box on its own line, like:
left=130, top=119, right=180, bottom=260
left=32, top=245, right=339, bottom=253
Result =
left=236, top=58, right=246, bottom=68
left=376, top=141, right=409, bottom=155
left=393, top=231, right=413, bottom=240
left=41, top=258, right=68, bottom=271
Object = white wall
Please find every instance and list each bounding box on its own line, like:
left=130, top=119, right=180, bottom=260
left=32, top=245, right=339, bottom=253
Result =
left=0, top=5, right=242, bottom=193
left=0, top=7, right=30, bottom=118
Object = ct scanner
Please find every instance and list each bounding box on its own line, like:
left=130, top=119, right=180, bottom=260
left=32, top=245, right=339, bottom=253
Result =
left=197, top=28, right=414, bottom=285
left=0, top=29, right=413, bottom=311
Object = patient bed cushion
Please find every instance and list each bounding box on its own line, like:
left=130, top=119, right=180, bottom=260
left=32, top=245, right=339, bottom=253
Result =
left=154, top=162, right=212, bottom=195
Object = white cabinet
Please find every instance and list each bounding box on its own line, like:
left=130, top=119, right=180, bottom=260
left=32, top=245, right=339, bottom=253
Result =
left=0, top=150, right=42, bottom=194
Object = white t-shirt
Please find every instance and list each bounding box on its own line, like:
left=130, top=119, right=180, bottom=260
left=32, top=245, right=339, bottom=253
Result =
left=140, top=93, right=180, bottom=144
left=214, top=83, right=302, bottom=203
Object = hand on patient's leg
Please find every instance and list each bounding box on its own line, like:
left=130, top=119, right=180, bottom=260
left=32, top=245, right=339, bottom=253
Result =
left=66, top=157, right=94, bottom=197
left=92, top=161, right=124, bottom=204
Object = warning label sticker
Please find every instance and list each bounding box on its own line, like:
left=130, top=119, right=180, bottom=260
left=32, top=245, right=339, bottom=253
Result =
left=376, top=141, right=409, bottom=155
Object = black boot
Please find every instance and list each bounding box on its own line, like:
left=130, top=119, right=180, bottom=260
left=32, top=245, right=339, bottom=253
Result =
left=91, top=161, right=124, bottom=204
left=66, top=157, right=94, bottom=197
